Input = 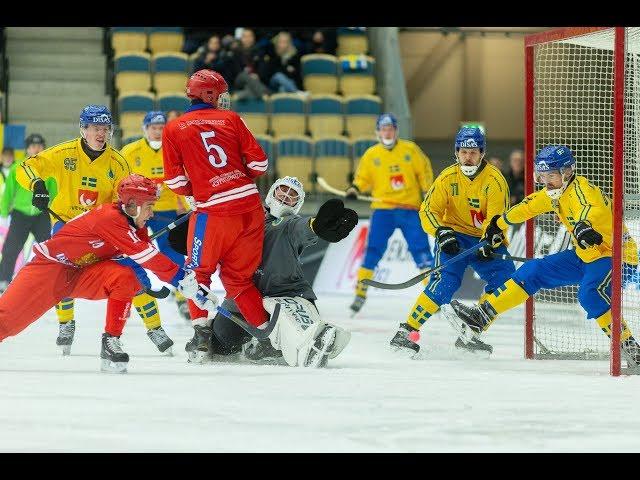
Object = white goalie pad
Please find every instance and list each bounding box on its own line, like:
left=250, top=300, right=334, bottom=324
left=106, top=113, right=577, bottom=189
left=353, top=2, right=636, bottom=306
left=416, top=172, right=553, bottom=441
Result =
left=263, top=296, right=350, bottom=367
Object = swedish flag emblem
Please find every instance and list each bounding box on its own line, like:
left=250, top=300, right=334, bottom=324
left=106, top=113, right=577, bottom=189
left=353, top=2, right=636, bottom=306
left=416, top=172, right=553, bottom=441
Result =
left=81, top=176, right=97, bottom=188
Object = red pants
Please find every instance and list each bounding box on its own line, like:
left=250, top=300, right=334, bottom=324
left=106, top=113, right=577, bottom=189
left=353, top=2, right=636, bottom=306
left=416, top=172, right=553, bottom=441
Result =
left=0, top=255, right=141, bottom=341
left=186, top=205, right=267, bottom=326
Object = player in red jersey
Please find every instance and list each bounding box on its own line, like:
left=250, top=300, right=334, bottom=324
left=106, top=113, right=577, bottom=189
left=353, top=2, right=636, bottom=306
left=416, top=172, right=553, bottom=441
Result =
left=0, top=174, right=218, bottom=373
left=162, top=69, right=270, bottom=363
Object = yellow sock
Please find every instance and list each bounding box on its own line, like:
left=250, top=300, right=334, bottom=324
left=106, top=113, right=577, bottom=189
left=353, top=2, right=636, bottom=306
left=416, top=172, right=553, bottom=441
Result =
left=56, top=298, right=74, bottom=323
left=355, top=267, right=374, bottom=298
left=478, top=279, right=530, bottom=330
left=595, top=310, right=633, bottom=342
left=407, top=292, right=440, bottom=330
left=133, top=293, right=161, bottom=330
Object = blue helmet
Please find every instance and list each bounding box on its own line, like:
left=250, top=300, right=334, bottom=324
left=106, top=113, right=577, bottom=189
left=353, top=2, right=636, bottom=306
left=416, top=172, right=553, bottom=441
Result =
left=534, top=145, right=575, bottom=173
left=79, top=105, right=113, bottom=128
left=376, top=113, right=398, bottom=131
left=454, top=126, right=486, bottom=153
left=143, top=111, right=167, bottom=127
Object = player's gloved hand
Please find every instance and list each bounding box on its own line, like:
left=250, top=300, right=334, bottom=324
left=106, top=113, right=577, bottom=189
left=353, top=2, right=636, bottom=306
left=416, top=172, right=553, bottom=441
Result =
left=32, top=179, right=50, bottom=211
left=345, top=186, right=359, bottom=200
left=478, top=215, right=505, bottom=259
left=435, top=226, right=460, bottom=255
left=311, top=198, right=359, bottom=242
left=573, top=221, right=603, bottom=249
left=178, top=270, right=219, bottom=311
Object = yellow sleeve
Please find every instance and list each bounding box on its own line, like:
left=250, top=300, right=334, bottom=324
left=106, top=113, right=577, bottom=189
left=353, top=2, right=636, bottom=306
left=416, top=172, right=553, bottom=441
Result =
left=413, top=144, right=434, bottom=193
left=483, top=173, right=511, bottom=231
left=496, top=190, right=553, bottom=231
left=352, top=150, right=373, bottom=193
left=16, top=149, right=57, bottom=191
left=575, top=180, right=610, bottom=229
left=419, top=178, right=447, bottom=236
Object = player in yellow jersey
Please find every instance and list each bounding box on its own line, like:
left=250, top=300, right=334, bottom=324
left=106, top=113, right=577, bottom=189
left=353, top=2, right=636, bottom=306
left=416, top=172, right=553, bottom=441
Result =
left=121, top=111, right=190, bottom=320
left=444, top=145, right=640, bottom=368
left=389, top=126, right=516, bottom=356
left=346, top=113, right=434, bottom=315
left=17, top=105, right=174, bottom=355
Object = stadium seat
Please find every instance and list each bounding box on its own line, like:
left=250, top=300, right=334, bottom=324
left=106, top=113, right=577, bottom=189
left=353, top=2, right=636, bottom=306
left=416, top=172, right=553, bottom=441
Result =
left=233, top=97, right=269, bottom=135
left=152, top=52, right=189, bottom=94
left=148, top=27, right=184, bottom=54
left=352, top=136, right=378, bottom=171
left=275, top=136, right=314, bottom=187
left=308, top=94, right=344, bottom=138
left=111, top=27, right=147, bottom=55
left=314, top=136, right=352, bottom=190
left=337, top=28, right=369, bottom=56
left=254, top=134, right=276, bottom=193
left=114, top=52, right=152, bottom=94
left=345, top=95, right=382, bottom=137
left=117, top=92, right=154, bottom=132
left=339, top=55, right=376, bottom=95
left=270, top=93, right=307, bottom=137
left=301, top=54, right=338, bottom=94
left=156, top=92, right=190, bottom=113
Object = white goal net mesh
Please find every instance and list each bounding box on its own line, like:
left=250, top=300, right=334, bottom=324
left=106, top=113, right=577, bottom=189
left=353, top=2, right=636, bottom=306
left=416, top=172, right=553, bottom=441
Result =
left=530, top=27, right=640, bottom=359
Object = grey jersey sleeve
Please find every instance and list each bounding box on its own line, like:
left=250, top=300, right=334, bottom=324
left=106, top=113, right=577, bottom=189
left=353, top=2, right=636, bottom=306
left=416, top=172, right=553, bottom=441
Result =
left=285, top=215, right=318, bottom=251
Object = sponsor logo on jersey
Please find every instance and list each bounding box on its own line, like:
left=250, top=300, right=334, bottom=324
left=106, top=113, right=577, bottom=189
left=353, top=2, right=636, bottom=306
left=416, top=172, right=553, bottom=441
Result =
left=89, top=239, right=105, bottom=249
left=78, top=189, right=98, bottom=207
left=390, top=174, right=405, bottom=190
left=64, top=158, right=77, bottom=171
left=190, top=236, right=202, bottom=267
left=470, top=209, right=485, bottom=229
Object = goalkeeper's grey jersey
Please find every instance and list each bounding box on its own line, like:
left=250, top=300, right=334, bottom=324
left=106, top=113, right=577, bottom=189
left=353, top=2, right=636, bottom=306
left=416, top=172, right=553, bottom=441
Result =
left=221, top=213, right=318, bottom=313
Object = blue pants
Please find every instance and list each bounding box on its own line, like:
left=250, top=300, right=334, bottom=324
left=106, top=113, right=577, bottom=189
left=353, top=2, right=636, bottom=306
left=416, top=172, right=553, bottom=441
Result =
left=424, top=232, right=516, bottom=305
left=512, top=249, right=628, bottom=319
left=147, top=210, right=185, bottom=267
left=363, top=209, right=433, bottom=270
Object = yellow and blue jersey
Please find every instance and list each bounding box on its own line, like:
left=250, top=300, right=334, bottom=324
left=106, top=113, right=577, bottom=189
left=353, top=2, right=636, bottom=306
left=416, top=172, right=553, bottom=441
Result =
left=352, top=139, right=433, bottom=210
left=16, top=138, right=131, bottom=222
left=496, top=175, right=638, bottom=265
left=420, top=162, right=510, bottom=238
left=120, top=138, right=188, bottom=212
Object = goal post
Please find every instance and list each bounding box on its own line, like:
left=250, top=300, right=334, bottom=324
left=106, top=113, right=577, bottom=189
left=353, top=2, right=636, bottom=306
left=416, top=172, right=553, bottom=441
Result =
left=524, top=27, right=640, bottom=376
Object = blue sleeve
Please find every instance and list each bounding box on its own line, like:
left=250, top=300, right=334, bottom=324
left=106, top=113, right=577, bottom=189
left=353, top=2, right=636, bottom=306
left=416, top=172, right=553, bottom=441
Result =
left=114, top=256, right=152, bottom=290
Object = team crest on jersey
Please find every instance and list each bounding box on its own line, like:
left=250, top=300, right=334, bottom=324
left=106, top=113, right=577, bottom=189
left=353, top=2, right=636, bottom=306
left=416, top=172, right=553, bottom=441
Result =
left=470, top=209, right=485, bottom=229
left=64, top=158, right=77, bottom=171
left=78, top=189, right=98, bottom=207
left=74, top=252, right=100, bottom=267
left=390, top=174, right=405, bottom=190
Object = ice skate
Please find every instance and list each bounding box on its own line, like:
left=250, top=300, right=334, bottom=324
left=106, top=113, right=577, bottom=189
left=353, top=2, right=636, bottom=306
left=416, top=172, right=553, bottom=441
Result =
left=146, top=326, right=174, bottom=355
left=349, top=295, right=366, bottom=317
left=303, top=324, right=337, bottom=368
left=100, top=333, right=129, bottom=373
left=243, top=338, right=284, bottom=364
left=389, top=323, right=420, bottom=357
left=56, top=320, right=76, bottom=356
left=185, top=324, right=212, bottom=364
left=622, top=337, right=640, bottom=371
left=454, top=336, right=493, bottom=356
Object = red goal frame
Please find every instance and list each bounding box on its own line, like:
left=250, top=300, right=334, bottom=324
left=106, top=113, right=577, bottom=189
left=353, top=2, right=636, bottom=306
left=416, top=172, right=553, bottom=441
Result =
left=524, top=27, right=626, bottom=376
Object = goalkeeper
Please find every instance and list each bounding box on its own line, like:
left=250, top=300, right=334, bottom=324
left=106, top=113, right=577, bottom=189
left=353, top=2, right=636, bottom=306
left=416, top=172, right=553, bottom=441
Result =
left=169, top=176, right=357, bottom=367
left=445, top=145, right=640, bottom=368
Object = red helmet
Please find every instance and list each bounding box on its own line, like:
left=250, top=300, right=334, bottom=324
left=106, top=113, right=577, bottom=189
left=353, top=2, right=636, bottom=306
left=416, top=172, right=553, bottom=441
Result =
left=118, top=174, right=159, bottom=206
left=186, top=69, right=229, bottom=105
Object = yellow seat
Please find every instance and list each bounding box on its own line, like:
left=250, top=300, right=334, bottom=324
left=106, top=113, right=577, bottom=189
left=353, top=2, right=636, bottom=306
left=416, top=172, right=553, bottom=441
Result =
left=119, top=112, right=146, bottom=134
left=241, top=114, right=269, bottom=135
left=112, top=31, right=147, bottom=55
left=340, top=76, right=376, bottom=96
left=308, top=94, right=344, bottom=137
left=153, top=72, right=188, bottom=94
left=337, top=35, right=369, bottom=56
left=275, top=135, right=314, bottom=186
left=314, top=135, right=352, bottom=190
left=148, top=31, right=184, bottom=54
left=116, top=72, right=152, bottom=94
left=303, top=76, right=338, bottom=94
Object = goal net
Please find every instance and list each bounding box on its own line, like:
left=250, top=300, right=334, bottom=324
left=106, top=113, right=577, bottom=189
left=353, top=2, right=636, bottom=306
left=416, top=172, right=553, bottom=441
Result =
left=525, top=27, right=640, bottom=371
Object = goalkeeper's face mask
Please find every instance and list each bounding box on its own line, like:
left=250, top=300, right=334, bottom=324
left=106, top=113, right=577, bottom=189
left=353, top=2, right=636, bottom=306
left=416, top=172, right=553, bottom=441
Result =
left=536, top=165, right=574, bottom=200
left=266, top=179, right=305, bottom=218
left=456, top=147, right=484, bottom=177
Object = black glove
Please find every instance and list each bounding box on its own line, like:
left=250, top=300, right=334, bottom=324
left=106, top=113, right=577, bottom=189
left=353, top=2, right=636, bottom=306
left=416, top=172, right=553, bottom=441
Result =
left=312, top=198, right=358, bottom=242
left=167, top=214, right=190, bottom=256
left=345, top=186, right=359, bottom=200
left=573, top=221, right=603, bottom=249
left=435, top=226, right=460, bottom=255
left=478, top=215, right=505, bottom=259
left=32, top=179, right=50, bottom=211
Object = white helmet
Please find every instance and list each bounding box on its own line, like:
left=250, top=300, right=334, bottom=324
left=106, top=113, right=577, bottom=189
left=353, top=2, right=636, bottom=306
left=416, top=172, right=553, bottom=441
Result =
left=265, top=176, right=305, bottom=218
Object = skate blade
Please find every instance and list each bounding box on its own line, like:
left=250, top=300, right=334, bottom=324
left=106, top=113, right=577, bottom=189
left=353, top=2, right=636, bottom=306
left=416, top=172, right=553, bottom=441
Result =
left=187, top=350, right=209, bottom=364
left=100, top=359, right=128, bottom=374
left=440, top=304, right=481, bottom=344
left=389, top=344, right=419, bottom=359
left=60, top=345, right=72, bottom=356
left=162, top=346, right=174, bottom=357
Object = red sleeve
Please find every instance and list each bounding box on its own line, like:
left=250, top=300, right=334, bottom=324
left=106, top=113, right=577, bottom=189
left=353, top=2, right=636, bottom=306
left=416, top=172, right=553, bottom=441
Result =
left=162, top=125, right=193, bottom=196
left=235, top=114, right=268, bottom=179
left=94, top=216, right=180, bottom=284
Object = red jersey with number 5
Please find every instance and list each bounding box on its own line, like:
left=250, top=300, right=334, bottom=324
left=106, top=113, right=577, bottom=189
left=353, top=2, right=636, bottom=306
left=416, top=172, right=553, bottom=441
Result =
left=162, top=105, right=268, bottom=215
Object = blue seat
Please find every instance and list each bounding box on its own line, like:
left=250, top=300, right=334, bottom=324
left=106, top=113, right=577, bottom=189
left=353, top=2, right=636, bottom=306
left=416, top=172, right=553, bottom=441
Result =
left=276, top=136, right=314, bottom=185
left=308, top=94, right=344, bottom=137
left=270, top=93, right=307, bottom=137
left=152, top=52, right=189, bottom=94
left=339, top=55, right=376, bottom=95
left=233, top=97, right=269, bottom=135
left=156, top=92, right=190, bottom=113
left=345, top=94, right=381, bottom=137
left=301, top=54, right=338, bottom=94
left=314, top=136, right=352, bottom=190
left=114, top=52, right=151, bottom=93
left=337, top=28, right=368, bottom=56
left=117, top=91, right=155, bottom=137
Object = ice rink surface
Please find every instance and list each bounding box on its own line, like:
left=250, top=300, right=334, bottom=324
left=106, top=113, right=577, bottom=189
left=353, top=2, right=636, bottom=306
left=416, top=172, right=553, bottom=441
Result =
left=1, top=293, right=639, bottom=453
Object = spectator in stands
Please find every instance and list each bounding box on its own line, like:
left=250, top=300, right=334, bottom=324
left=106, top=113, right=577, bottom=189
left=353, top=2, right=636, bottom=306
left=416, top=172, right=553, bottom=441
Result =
left=0, top=134, right=52, bottom=294
left=306, top=29, right=338, bottom=55
left=166, top=110, right=181, bottom=121
left=488, top=156, right=504, bottom=172
left=231, top=28, right=270, bottom=100
left=506, top=148, right=525, bottom=205
left=183, top=28, right=234, bottom=55
left=259, top=31, right=304, bottom=94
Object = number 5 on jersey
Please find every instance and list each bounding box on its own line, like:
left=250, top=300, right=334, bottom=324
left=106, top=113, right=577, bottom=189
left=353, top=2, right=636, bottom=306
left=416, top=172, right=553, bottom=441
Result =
left=200, top=131, right=228, bottom=168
